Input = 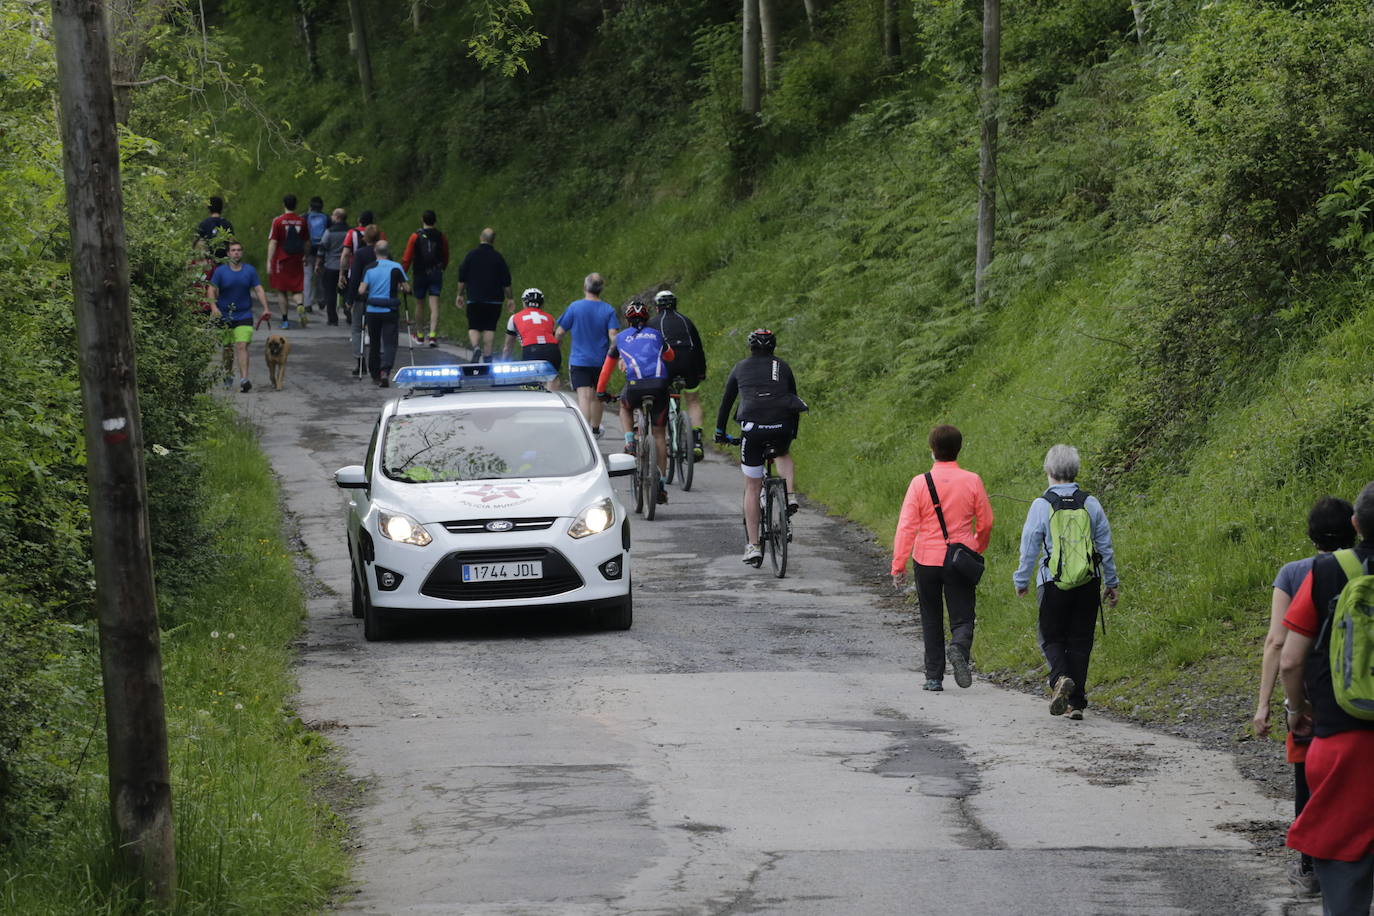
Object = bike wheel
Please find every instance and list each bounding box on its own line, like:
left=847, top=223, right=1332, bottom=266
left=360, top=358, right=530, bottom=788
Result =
left=676, top=407, right=694, bottom=492
left=766, top=479, right=789, bottom=578
left=665, top=403, right=678, bottom=485
left=643, top=417, right=659, bottom=521
left=631, top=412, right=645, bottom=514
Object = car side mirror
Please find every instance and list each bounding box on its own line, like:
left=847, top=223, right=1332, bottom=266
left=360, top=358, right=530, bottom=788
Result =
left=605, top=453, right=635, bottom=478
left=335, top=465, right=369, bottom=489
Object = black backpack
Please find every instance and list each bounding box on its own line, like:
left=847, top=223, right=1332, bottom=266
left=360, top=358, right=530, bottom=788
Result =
left=281, top=221, right=306, bottom=255
left=414, top=227, right=443, bottom=270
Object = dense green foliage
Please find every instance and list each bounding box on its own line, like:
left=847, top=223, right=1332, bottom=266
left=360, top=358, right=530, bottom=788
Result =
left=218, top=0, right=1374, bottom=729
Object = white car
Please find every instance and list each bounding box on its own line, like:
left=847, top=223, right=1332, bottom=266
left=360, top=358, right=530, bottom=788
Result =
left=334, top=362, right=637, bottom=640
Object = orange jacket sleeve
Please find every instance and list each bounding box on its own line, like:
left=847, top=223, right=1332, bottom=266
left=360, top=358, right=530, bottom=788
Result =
left=972, top=475, right=994, bottom=554
left=596, top=355, right=618, bottom=394
left=663, top=344, right=675, bottom=362
left=891, top=476, right=924, bottom=577
left=401, top=233, right=418, bottom=272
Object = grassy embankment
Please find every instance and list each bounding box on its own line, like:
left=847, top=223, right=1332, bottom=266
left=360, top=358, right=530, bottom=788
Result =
left=218, top=0, right=1374, bottom=732
left=0, top=415, right=349, bottom=914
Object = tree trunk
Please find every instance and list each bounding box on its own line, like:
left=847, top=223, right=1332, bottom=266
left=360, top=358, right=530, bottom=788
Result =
left=105, top=0, right=177, bottom=124
left=347, top=0, right=374, bottom=104
left=50, top=0, right=176, bottom=905
left=742, top=0, right=760, bottom=114
left=411, top=0, right=422, bottom=33
left=1131, top=1, right=1148, bottom=44
left=974, top=0, right=999, bottom=308
left=759, top=0, right=778, bottom=91
left=298, top=0, right=318, bottom=76
left=882, top=0, right=900, bottom=62
left=801, top=0, right=819, bottom=35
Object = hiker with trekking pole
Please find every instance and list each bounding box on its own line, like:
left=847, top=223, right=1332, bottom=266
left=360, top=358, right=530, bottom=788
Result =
left=1012, top=444, right=1120, bottom=721
left=357, top=240, right=410, bottom=388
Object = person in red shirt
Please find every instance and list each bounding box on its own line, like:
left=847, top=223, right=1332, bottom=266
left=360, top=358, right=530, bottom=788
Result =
left=266, top=193, right=309, bottom=328
left=502, top=288, right=561, bottom=389
left=891, top=425, right=994, bottom=692
left=1280, top=480, right=1374, bottom=915
left=400, top=210, right=450, bottom=347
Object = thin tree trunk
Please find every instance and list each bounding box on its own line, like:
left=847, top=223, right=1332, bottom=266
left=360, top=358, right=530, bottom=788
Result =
left=1131, top=1, right=1148, bottom=44
left=411, top=0, right=422, bottom=33
left=882, top=0, right=900, bottom=61
left=742, top=0, right=760, bottom=114
left=298, top=0, right=318, bottom=76
left=347, top=0, right=373, bottom=103
left=50, top=0, right=176, bottom=905
left=759, top=0, right=778, bottom=91
left=802, top=0, right=818, bottom=35
left=974, top=0, right=999, bottom=308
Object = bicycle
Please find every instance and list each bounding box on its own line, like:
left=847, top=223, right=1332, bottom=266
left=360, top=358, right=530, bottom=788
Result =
left=664, top=377, right=694, bottom=492
left=632, top=394, right=662, bottom=520
left=722, top=435, right=790, bottom=577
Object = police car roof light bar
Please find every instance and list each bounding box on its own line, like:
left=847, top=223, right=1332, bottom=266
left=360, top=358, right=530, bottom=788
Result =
left=392, top=361, right=558, bottom=391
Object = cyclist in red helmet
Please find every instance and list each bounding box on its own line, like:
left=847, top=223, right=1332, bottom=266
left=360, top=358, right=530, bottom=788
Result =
left=597, top=299, right=675, bottom=503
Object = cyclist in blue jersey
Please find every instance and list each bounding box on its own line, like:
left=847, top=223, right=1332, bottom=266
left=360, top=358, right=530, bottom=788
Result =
left=597, top=299, right=675, bottom=503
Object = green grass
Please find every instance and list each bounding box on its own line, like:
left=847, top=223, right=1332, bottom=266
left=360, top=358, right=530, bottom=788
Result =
left=0, top=412, right=349, bottom=914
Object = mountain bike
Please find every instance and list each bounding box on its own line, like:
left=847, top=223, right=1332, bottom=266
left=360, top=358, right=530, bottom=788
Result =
left=664, top=377, right=694, bottom=492
left=723, top=435, right=790, bottom=577
left=631, top=394, right=661, bottom=520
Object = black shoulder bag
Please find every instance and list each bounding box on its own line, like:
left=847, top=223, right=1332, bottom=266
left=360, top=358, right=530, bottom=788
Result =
left=924, top=472, right=986, bottom=586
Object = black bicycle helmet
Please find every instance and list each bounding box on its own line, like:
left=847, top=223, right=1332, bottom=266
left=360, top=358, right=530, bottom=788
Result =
left=624, top=299, right=650, bottom=325
left=654, top=290, right=677, bottom=310
left=747, top=328, right=776, bottom=352
left=521, top=287, right=544, bottom=307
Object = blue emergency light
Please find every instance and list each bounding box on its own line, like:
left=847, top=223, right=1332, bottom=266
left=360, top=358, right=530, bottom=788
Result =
left=392, top=361, right=558, bottom=391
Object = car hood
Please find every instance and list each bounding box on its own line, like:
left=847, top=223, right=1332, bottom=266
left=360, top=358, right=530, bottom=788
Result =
left=385, top=473, right=607, bottom=523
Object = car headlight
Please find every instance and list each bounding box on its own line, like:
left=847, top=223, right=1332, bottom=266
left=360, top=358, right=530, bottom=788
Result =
left=568, top=498, right=614, bottom=539
left=377, top=509, right=432, bottom=546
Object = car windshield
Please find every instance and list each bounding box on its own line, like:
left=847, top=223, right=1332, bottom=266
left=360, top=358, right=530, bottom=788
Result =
left=382, top=405, right=594, bottom=483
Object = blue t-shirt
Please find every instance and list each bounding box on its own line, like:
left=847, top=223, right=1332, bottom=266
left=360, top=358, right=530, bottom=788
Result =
left=1273, top=555, right=1316, bottom=597
left=557, top=298, right=619, bottom=367
left=363, top=258, right=405, bottom=312
left=209, top=263, right=260, bottom=323
left=610, top=325, right=670, bottom=381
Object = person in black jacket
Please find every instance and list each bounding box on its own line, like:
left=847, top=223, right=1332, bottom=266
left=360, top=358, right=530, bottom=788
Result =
left=649, top=289, right=708, bottom=460
left=715, top=328, right=806, bottom=567
left=454, top=227, right=513, bottom=362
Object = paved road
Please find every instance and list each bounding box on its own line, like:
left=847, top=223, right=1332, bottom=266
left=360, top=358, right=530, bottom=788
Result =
left=228, top=324, right=1318, bottom=915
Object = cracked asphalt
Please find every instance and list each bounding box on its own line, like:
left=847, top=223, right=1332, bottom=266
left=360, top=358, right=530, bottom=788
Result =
left=226, top=323, right=1323, bottom=915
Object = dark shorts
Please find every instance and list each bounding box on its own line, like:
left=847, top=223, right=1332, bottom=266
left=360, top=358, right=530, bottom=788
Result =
left=739, top=421, right=792, bottom=474
left=666, top=363, right=703, bottom=392
left=412, top=269, right=443, bottom=298
left=569, top=364, right=600, bottom=390
left=622, top=379, right=670, bottom=427
left=522, top=342, right=562, bottom=370
left=466, top=300, right=501, bottom=332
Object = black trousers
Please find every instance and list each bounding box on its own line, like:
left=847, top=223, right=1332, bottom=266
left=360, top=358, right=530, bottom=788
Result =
left=1037, top=581, right=1100, bottom=709
left=914, top=562, right=976, bottom=682
left=365, top=311, right=398, bottom=378
left=320, top=268, right=341, bottom=324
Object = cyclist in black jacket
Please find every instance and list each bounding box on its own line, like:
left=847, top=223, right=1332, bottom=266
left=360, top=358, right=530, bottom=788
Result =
left=649, top=290, right=708, bottom=460
left=715, top=328, right=806, bottom=566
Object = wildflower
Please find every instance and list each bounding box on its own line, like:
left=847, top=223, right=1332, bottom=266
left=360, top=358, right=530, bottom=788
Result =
left=226, top=632, right=235, bottom=640
left=248, top=812, right=262, bottom=823
left=210, top=630, right=220, bottom=639
left=234, top=703, right=244, bottom=711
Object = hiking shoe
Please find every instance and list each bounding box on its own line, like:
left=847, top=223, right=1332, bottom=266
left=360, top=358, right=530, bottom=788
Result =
left=787, top=498, right=800, bottom=516
left=623, top=439, right=637, bottom=455
left=656, top=482, right=668, bottom=505
left=428, top=339, right=438, bottom=348
left=280, top=320, right=291, bottom=330
left=377, top=371, right=390, bottom=389
left=1287, top=860, right=1319, bottom=896
left=948, top=644, right=972, bottom=689
left=693, top=446, right=704, bottom=461
left=1050, top=676, right=1076, bottom=716
left=923, top=679, right=943, bottom=692
left=239, top=378, right=252, bottom=393
left=1067, top=707, right=1084, bottom=721
left=591, top=427, right=603, bottom=438
left=743, top=543, right=763, bottom=567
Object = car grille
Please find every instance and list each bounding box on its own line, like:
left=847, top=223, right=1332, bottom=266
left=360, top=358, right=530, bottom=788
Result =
left=441, top=517, right=558, bottom=534
left=420, top=547, right=584, bottom=601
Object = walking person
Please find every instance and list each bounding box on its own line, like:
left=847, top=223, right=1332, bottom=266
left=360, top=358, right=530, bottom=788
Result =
left=303, top=196, right=328, bottom=314
left=1280, top=481, right=1374, bottom=916
left=358, top=240, right=410, bottom=388
left=649, top=289, right=709, bottom=460
left=207, top=240, right=270, bottom=393
left=339, top=209, right=385, bottom=299
left=266, top=193, right=309, bottom=328
left=345, top=225, right=380, bottom=377
left=891, top=425, right=993, bottom=691
left=554, top=273, right=618, bottom=435
left=317, top=208, right=348, bottom=327
left=1254, top=496, right=1356, bottom=895
left=1012, top=445, right=1120, bottom=719
left=401, top=210, right=449, bottom=348
left=455, top=227, right=514, bottom=361
left=195, top=195, right=234, bottom=258
left=503, top=288, right=562, bottom=389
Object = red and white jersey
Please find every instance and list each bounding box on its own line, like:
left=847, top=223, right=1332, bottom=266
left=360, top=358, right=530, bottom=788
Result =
left=268, top=212, right=308, bottom=263
left=507, top=306, right=557, bottom=346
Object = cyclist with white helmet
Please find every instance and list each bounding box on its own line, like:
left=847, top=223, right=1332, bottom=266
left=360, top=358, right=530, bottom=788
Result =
left=649, top=289, right=709, bottom=460
left=504, top=288, right=562, bottom=389
left=597, top=299, right=676, bottom=503
left=715, top=328, right=806, bottom=566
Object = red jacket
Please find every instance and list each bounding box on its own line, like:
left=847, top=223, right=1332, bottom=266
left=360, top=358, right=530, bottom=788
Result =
left=891, top=461, right=993, bottom=574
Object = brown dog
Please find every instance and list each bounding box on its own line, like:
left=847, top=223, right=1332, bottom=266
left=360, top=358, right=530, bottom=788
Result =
left=264, top=335, right=291, bottom=391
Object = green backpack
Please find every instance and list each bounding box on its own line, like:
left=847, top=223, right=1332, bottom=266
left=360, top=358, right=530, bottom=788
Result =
left=1043, top=487, right=1098, bottom=589
left=1323, top=549, right=1374, bottom=721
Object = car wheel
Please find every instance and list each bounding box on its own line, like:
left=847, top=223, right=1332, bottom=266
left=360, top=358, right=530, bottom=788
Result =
left=361, top=574, right=394, bottom=641
left=350, top=562, right=364, bottom=619
left=600, top=592, right=633, bottom=631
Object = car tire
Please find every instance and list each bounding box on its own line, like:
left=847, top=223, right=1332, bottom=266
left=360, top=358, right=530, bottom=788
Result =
left=350, top=562, right=365, bottom=619
left=361, top=575, right=394, bottom=641
left=600, top=592, right=633, bottom=631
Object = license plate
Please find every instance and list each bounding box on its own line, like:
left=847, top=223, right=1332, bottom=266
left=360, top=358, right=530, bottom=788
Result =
left=462, top=561, right=543, bottom=582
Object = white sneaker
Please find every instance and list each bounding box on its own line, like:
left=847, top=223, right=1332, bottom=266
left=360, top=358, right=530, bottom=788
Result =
left=742, top=544, right=763, bottom=567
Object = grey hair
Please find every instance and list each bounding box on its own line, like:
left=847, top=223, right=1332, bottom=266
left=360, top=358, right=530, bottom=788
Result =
left=480, top=227, right=496, bottom=244
left=584, top=272, right=604, bottom=295
left=374, top=239, right=390, bottom=259
left=1043, top=444, right=1080, bottom=482
left=1356, top=481, right=1374, bottom=538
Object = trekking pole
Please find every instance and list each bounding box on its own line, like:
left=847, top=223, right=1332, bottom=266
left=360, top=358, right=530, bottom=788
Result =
left=356, top=297, right=368, bottom=382
left=402, top=290, right=416, bottom=367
